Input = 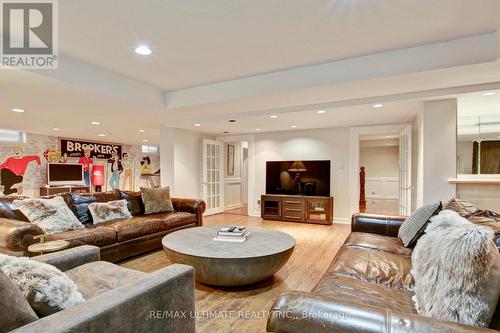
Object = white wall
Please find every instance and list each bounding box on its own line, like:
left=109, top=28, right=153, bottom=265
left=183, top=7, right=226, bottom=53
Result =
left=160, top=127, right=213, bottom=199
left=360, top=145, right=399, bottom=178
left=417, top=99, right=457, bottom=205
left=253, top=127, right=350, bottom=221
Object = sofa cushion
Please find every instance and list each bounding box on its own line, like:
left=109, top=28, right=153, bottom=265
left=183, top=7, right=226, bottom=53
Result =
left=98, top=212, right=197, bottom=242
left=66, top=261, right=146, bottom=299
left=119, top=190, right=145, bottom=215
left=141, top=186, right=174, bottom=215
left=412, top=210, right=500, bottom=328
left=344, top=232, right=412, bottom=257
left=70, top=190, right=121, bottom=225
left=313, top=275, right=417, bottom=314
left=14, top=196, right=84, bottom=235
left=45, top=226, right=117, bottom=247
left=398, top=202, right=442, bottom=247
left=0, top=269, right=38, bottom=331
left=0, top=254, right=85, bottom=317
left=88, top=199, right=132, bottom=224
left=326, top=247, right=414, bottom=291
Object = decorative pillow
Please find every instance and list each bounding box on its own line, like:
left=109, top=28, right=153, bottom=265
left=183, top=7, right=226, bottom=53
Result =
left=119, top=191, right=145, bottom=215
left=14, top=196, right=84, bottom=235
left=398, top=202, right=441, bottom=247
left=443, top=198, right=480, bottom=218
left=0, top=254, right=85, bottom=317
left=412, top=210, right=500, bottom=327
left=69, top=190, right=121, bottom=225
left=88, top=199, right=132, bottom=224
left=0, top=269, right=38, bottom=331
left=141, top=186, right=174, bottom=215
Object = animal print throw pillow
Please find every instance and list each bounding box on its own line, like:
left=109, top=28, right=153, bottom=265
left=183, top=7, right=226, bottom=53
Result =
left=14, top=196, right=84, bottom=234
left=88, top=199, right=132, bottom=224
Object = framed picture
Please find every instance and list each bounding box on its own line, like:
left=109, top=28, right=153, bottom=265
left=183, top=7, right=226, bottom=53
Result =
left=227, top=144, right=235, bottom=176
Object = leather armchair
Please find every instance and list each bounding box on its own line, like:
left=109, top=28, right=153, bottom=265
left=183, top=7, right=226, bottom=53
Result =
left=0, top=217, right=44, bottom=253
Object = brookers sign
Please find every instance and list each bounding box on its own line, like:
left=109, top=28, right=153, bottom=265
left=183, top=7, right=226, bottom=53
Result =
left=60, top=138, right=122, bottom=159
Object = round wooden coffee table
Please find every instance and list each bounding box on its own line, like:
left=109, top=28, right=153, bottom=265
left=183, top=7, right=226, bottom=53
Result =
left=162, top=226, right=295, bottom=286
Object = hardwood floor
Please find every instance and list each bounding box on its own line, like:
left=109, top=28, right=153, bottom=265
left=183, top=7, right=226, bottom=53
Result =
left=120, top=214, right=351, bottom=333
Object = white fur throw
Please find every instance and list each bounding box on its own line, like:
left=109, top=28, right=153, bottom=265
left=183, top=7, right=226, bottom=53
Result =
left=88, top=199, right=132, bottom=224
left=0, top=254, right=84, bottom=317
left=14, top=196, right=84, bottom=234
left=412, top=210, right=500, bottom=327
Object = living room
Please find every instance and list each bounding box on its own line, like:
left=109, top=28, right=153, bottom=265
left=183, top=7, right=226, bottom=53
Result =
left=1, top=1, right=500, bottom=333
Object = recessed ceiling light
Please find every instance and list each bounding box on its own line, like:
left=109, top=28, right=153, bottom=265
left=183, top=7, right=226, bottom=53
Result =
left=142, top=139, right=149, bottom=142
left=270, top=115, right=278, bottom=119
left=98, top=134, right=106, bottom=137
left=11, top=108, right=24, bottom=113
left=52, top=128, right=61, bottom=131
left=373, top=104, right=383, bottom=108
left=194, top=123, right=201, bottom=127
left=134, top=45, right=152, bottom=56
left=483, top=92, right=496, bottom=96
left=138, top=129, right=145, bottom=132
left=255, top=128, right=261, bottom=131
left=317, top=110, right=326, bottom=114
left=91, top=121, right=101, bottom=125
left=291, top=125, right=297, bottom=128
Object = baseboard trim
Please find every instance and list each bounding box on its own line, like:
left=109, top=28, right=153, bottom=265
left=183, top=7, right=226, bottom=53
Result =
left=334, top=218, right=351, bottom=224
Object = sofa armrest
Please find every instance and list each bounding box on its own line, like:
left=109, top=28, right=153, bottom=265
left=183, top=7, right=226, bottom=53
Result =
left=0, top=218, right=44, bottom=252
left=267, top=291, right=496, bottom=333
left=171, top=198, right=206, bottom=226
left=351, top=213, right=406, bottom=237
left=12, top=264, right=195, bottom=333
left=32, top=245, right=100, bottom=271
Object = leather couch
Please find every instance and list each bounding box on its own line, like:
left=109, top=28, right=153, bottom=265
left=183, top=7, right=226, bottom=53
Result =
left=0, top=190, right=205, bottom=262
left=267, top=213, right=499, bottom=333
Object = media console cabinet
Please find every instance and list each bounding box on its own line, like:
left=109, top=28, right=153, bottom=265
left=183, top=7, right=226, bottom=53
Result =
left=260, top=194, right=334, bottom=225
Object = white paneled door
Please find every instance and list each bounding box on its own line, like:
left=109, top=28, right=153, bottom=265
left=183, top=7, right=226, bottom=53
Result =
left=202, top=139, right=224, bottom=215
left=399, top=125, right=412, bottom=216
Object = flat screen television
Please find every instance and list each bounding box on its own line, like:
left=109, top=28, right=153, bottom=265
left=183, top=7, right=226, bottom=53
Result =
left=266, top=160, right=330, bottom=196
left=47, top=163, right=84, bottom=186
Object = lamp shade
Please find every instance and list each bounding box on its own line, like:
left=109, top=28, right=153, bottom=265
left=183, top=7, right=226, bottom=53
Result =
left=288, top=161, right=307, bottom=172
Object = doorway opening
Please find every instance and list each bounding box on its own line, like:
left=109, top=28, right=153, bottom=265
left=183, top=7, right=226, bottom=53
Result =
left=359, top=134, right=400, bottom=215
left=223, top=140, right=249, bottom=216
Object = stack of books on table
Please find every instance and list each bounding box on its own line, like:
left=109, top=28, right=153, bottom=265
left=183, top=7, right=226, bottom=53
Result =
left=212, top=226, right=250, bottom=243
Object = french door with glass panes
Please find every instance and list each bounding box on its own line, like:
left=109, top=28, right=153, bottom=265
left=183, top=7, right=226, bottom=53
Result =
left=202, top=139, right=224, bottom=215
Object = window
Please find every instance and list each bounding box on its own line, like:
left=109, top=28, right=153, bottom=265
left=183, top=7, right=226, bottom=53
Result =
left=0, top=129, right=26, bottom=143
left=142, top=145, right=159, bottom=154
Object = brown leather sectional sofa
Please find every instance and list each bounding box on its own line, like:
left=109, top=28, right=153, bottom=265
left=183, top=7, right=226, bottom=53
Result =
left=267, top=213, right=499, bottom=333
left=0, top=190, right=205, bottom=262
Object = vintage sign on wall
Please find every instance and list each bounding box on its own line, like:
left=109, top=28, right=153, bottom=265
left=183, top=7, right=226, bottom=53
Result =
left=60, top=138, right=122, bottom=159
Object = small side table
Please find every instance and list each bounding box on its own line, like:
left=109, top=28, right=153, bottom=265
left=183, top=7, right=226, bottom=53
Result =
left=28, top=239, right=70, bottom=255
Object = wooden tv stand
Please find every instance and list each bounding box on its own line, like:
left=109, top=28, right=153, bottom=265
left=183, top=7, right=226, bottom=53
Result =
left=40, top=186, right=91, bottom=196
left=261, top=194, right=334, bottom=225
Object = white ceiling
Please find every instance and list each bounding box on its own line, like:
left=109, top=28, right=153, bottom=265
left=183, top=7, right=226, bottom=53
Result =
left=0, top=70, right=161, bottom=145
left=2, top=1, right=500, bottom=145
left=59, top=0, right=500, bottom=90
left=172, top=100, right=420, bottom=135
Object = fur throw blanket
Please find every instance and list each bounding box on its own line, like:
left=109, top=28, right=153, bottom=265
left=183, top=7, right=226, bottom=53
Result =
left=411, top=210, right=500, bottom=327
left=0, top=254, right=84, bottom=317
